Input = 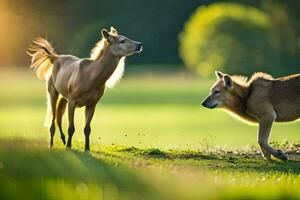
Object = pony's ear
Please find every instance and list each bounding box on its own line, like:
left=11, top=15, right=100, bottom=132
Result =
left=101, top=29, right=110, bottom=40
left=110, top=26, right=118, bottom=35
left=215, top=71, right=224, bottom=79
left=223, top=75, right=233, bottom=89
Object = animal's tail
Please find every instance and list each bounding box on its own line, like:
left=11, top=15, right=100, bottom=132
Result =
left=27, top=38, right=57, bottom=80
left=28, top=38, right=58, bottom=127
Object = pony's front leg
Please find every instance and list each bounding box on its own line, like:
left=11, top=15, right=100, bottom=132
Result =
left=66, top=101, right=76, bottom=149
left=84, top=104, right=96, bottom=151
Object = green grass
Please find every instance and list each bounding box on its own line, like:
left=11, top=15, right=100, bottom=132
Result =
left=0, top=69, right=299, bottom=149
left=0, top=68, right=300, bottom=199
left=1, top=140, right=300, bottom=200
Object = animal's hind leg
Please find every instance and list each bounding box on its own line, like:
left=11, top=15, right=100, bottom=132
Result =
left=48, top=79, right=59, bottom=148
left=66, top=100, right=76, bottom=149
left=56, top=97, right=67, bottom=145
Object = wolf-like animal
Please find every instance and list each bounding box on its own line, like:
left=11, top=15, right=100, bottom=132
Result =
left=202, top=71, right=300, bottom=161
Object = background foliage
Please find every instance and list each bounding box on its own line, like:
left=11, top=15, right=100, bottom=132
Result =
left=0, top=0, right=299, bottom=76
left=179, top=2, right=300, bottom=76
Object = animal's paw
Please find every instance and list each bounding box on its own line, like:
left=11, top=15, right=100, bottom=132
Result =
left=263, top=154, right=272, bottom=162
left=276, top=149, right=288, bottom=161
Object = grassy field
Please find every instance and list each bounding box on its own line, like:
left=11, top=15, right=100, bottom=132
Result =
left=0, top=68, right=300, bottom=199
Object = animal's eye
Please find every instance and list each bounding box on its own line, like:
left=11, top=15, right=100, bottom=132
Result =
left=120, top=40, right=125, bottom=44
left=213, top=90, right=220, bottom=95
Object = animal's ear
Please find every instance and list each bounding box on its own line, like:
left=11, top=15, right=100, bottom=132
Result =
left=223, top=75, right=233, bottom=89
left=215, top=71, right=224, bottom=79
left=110, top=26, right=118, bottom=35
left=101, top=29, right=110, bottom=40
left=102, top=29, right=115, bottom=42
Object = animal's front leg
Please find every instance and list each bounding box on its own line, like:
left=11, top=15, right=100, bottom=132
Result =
left=258, top=143, right=271, bottom=161
left=258, top=115, right=287, bottom=161
left=66, top=101, right=76, bottom=149
left=84, top=104, right=96, bottom=151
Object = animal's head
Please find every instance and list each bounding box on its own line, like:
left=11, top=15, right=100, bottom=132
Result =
left=202, top=71, right=235, bottom=109
left=101, top=27, right=142, bottom=57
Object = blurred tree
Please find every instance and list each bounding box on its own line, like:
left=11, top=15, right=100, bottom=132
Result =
left=0, top=0, right=210, bottom=67
left=1, top=0, right=299, bottom=71
left=179, top=2, right=300, bottom=77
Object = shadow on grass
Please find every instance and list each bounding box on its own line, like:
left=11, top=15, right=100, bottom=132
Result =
left=0, top=139, right=163, bottom=200
left=2, top=139, right=300, bottom=200
left=113, top=146, right=300, bottom=174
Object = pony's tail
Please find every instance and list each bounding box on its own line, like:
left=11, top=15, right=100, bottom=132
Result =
left=27, top=38, right=57, bottom=80
left=28, top=38, right=57, bottom=127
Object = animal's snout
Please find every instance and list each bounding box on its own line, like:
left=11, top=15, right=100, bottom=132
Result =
left=136, top=43, right=143, bottom=51
left=201, top=97, right=217, bottom=109
left=201, top=99, right=208, bottom=108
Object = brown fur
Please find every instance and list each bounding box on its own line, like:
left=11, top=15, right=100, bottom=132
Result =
left=28, top=27, right=142, bottom=151
left=202, top=71, right=300, bottom=161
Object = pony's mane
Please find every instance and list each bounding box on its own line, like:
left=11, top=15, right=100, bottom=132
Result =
left=90, top=37, right=126, bottom=88
left=90, top=38, right=108, bottom=60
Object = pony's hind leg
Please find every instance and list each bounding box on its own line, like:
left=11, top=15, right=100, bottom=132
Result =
left=56, top=97, right=68, bottom=145
left=47, top=79, right=59, bottom=148
left=66, top=100, right=76, bottom=149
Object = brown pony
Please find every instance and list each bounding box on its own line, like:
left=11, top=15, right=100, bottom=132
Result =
left=28, top=27, right=142, bottom=151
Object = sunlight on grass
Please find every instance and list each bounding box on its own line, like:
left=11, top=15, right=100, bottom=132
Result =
left=1, top=139, right=300, bottom=200
left=0, top=69, right=299, bottom=150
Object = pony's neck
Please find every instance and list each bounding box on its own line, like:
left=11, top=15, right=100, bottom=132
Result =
left=93, top=48, right=121, bottom=86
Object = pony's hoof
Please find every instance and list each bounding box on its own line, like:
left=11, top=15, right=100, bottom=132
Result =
left=66, top=145, right=72, bottom=150
left=276, top=149, right=288, bottom=161
left=61, top=136, right=66, bottom=145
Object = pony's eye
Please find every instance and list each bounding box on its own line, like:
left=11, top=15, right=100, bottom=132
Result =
left=120, top=40, right=125, bottom=44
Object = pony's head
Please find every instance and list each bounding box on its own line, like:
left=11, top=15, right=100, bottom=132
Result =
left=101, top=27, right=142, bottom=57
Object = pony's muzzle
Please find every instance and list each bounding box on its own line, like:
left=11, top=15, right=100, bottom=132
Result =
left=135, top=43, right=143, bottom=52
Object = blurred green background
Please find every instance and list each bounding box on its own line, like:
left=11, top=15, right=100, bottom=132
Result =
left=0, top=0, right=299, bottom=76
